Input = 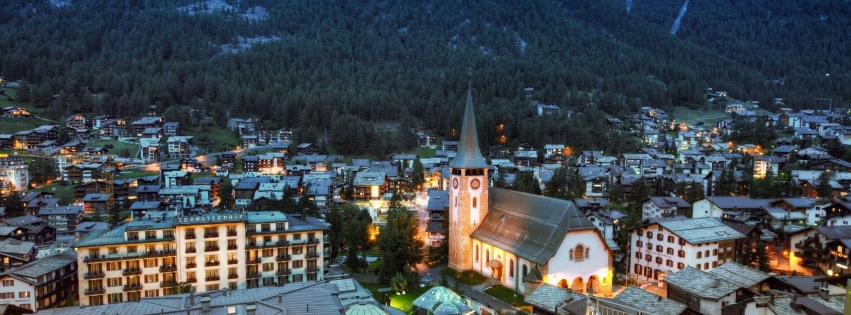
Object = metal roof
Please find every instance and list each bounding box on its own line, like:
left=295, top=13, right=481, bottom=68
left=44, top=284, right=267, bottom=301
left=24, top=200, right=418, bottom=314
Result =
left=708, top=262, right=770, bottom=288
left=654, top=217, right=744, bottom=244
left=411, top=286, right=473, bottom=315
left=612, top=286, right=686, bottom=315
left=448, top=87, right=488, bottom=169
left=470, top=188, right=598, bottom=265
left=2, top=250, right=76, bottom=284
left=664, top=267, right=741, bottom=299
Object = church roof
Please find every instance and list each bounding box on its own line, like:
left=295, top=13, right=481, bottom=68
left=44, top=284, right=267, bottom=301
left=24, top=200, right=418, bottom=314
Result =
left=471, top=187, right=598, bottom=265
left=448, top=87, right=488, bottom=169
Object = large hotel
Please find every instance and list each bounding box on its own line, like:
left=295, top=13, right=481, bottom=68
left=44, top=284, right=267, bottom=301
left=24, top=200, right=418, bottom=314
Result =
left=73, top=211, right=328, bottom=306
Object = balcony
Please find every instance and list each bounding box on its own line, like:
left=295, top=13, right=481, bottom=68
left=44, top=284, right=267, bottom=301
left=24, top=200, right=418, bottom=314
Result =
left=205, top=232, right=219, bottom=238
left=245, top=243, right=261, bottom=250
left=227, top=245, right=238, bottom=250
left=186, top=248, right=197, bottom=254
left=307, top=239, right=320, bottom=244
left=275, top=255, right=291, bottom=262
left=186, top=234, right=196, bottom=239
left=122, top=268, right=142, bottom=276
left=123, top=284, right=143, bottom=292
left=205, top=275, right=220, bottom=281
left=305, top=252, right=320, bottom=259
left=186, top=263, right=197, bottom=268
left=228, top=273, right=239, bottom=279
left=159, top=265, right=178, bottom=272
left=228, top=259, right=238, bottom=265
left=83, top=272, right=105, bottom=279
left=227, top=230, right=237, bottom=236
left=205, top=246, right=220, bottom=251
left=247, top=257, right=262, bottom=264
left=205, top=261, right=220, bottom=267
left=246, top=272, right=261, bottom=279
left=84, top=287, right=106, bottom=295
left=276, top=269, right=291, bottom=276
left=160, top=281, right=177, bottom=288
left=187, top=278, right=197, bottom=283
left=306, top=267, right=320, bottom=273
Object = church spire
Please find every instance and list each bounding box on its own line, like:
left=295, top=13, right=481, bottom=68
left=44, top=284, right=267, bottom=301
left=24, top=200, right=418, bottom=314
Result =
left=449, top=85, right=488, bottom=169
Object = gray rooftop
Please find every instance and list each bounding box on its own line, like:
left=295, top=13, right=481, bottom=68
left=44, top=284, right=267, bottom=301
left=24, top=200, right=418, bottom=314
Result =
left=654, top=217, right=745, bottom=244
left=2, top=250, right=76, bottom=284
left=448, top=87, right=488, bottom=169
left=612, top=286, right=686, bottom=315
left=708, top=262, right=770, bottom=288
left=523, top=283, right=577, bottom=313
left=0, top=239, right=35, bottom=255
left=353, top=171, right=385, bottom=186
left=663, top=266, right=740, bottom=299
left=471, top=187, right=600, bottom=265
left=411, top=286, right=473, bottom=315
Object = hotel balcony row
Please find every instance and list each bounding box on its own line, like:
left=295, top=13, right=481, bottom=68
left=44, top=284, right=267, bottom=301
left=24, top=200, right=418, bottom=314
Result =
left=82, top=250, right=177, bottom=262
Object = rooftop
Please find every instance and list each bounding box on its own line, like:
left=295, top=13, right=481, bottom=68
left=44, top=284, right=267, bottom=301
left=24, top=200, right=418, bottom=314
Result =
left=663, top=266, right=740, bottom=299
left=653, top=217, right=745, bottom=244
left=612, top=286, right=686, bottom=315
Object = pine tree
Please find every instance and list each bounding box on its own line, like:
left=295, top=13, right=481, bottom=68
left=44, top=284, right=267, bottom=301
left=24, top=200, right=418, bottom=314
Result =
left=755, top=241, right=771, bottom=272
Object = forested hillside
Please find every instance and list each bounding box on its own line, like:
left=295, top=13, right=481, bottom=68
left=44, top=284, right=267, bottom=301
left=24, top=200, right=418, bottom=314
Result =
left=0, top=0, right=841, bottom=154
left=621, top=0, right=851, bottom=109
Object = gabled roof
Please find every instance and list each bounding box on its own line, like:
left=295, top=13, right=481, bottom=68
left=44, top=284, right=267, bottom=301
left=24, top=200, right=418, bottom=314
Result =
left=663, top=266, right=741, bottom=299
left=471, top=187, right=601, bottom=265
left=612, top=286, right=686, bottom=315
left=2, top=250, right=76, bottom=284
left=708, top=262, right=770, bottom=288
left=649, top=217, right=744, bottom=244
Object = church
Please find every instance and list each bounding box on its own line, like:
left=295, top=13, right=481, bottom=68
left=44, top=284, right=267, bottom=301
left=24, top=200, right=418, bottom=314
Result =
left=447, top=87, right=614, bottom=296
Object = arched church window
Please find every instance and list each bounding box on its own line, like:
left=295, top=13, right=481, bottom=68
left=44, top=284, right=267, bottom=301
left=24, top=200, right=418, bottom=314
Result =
left=472, top=197, right=477, bottom=208
left=475, top=245, right=479, bottom=262
left=575, top=244, right=585, bottom=261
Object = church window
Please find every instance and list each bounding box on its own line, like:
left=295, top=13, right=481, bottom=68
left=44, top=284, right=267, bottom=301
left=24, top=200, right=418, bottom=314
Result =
left=475, top=246, right=479, bottom=262
left=522, top=265, right=528, bottom=279
left=472, top=197, right=477, bottom=208
left=486, top=249, right=490, bottom=262
left=585, top=248, right=589, bottom=259
left=569, top=249, right=574, bottom=260
left=509, top=260, right=514, bottom=277
left=575, top=245, right=584, bottom=261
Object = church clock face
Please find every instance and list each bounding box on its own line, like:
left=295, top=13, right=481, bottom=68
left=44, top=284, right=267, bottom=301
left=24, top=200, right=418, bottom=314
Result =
left=452, top=178, right=459, bottom=189
left=470, top=178, right=481, bottom=190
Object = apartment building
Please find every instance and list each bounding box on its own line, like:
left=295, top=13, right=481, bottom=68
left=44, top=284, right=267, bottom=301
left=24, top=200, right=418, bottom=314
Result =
left=629, top=217, right=744, bottom=286
left=0, top=250, right=77, bottom=311
left=0, top=156, right=29, bottom=192
left=73, top=211, right=328, bottom=306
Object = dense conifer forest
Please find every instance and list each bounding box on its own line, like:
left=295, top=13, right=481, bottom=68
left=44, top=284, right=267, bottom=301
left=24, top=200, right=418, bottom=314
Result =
left=0, top=0, right=847, bottom=153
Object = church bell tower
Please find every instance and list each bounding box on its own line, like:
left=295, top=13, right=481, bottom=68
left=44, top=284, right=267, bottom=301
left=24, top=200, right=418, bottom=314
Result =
left=447, top=86, right=489, bottom=272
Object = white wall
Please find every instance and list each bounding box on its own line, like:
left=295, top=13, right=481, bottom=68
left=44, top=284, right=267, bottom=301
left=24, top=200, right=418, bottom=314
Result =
left=0, top=276, right=36, bottom=311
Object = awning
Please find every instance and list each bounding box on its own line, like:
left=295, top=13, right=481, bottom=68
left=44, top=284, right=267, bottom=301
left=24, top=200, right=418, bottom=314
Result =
left=486, top=259, right=503, bottom=268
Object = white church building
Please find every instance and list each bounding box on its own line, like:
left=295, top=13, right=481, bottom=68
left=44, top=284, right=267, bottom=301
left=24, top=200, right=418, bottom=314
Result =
left=446, top=86, right=614, bottom=296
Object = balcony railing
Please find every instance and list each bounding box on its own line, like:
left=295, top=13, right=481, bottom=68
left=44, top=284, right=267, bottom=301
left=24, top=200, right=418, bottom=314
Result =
left=228, top=259, right=238, bottom=265
left=276, top=269, right=291, bottom=276
left=186, top=234, right=196, bottom=239
left=159, top=265, right=178, bottom=272
left=83, top=272, right=105, bottom=279
left=187, top=278, right=197, bottom=283
left=227, top=245, right=238, bottom=250
left=82, top=250, right=176, bottom=263
left=228, top=274, right=239, bottom=279
left=205, top=261, right=220, bottom=267
left=123, top=284, right=143, bottom=292
left=306, top=267, right=320, bottom=273
left=246, top=272, right=261, bottom=279
left=205, top=232, right=219, bottom=238
left=205, top=275, right=220, bottom=281
left=275, top=255, right=291, bottom=262
left=227, top=230, right=237, bottom=236
left=307, top=239, right=320, bottom=244
left=205, top=246, right=219, bottom=251
left=122, top=268, right=142, bottom=276
left=305, top=252, right=320, bottom=259
left=247, top=257, right=262, bottom=264
left=160, top=281, right=177, bottom=288
left=186, top=248, right=197, bottom=253
left=84, top=287, right=106, bottom=295
left=186, top=263, right=197, bottom=268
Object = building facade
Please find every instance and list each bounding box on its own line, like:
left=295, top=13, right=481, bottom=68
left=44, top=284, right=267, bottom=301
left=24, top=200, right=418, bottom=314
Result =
left=0, top=250, right=77, bottom=311
left=0, top=156, right=29, bottom=193
left=73, top=211, right=328, bottom=306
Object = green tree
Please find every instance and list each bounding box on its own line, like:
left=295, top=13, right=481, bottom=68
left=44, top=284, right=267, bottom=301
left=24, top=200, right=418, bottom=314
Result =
left=0, top=188, right=25, bottom=217
left=816, top=172, right=833, bottom=198
left=219, top=179, right=234, bottom=209
left=29, top=157, right=56, bottom=186
left=377, top=205, right=424, bottom=283
left=755, top=241, right=771, bottom=272
left=410, top=159, right=425, bottom=190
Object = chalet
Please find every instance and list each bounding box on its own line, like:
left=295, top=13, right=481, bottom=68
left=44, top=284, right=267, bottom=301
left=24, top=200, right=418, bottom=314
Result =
left=0, top=239, right=36, bottom=272
left=577, top=165, right=608, bottom=198
left=234, top=181, right=260, bottom=206
left=36, top=205, right=83, bottom=235
left=193, top=177, right=222, bottom=202
left=62, top=163, right=103, bottom=183
left=128, top=201, right=166, bottom=219
left=65, top=114, right=86, bottom=129
left=304, top=155, right=328, bottom=172
left=98, top=119, right=128, bottom=138
left=296, top=143, right=320, bottom=155
left=794, top=127, right=818, bottom=140
left=141, top=127, right=164, bottom=139
left=273, top=128, right=293, bottom=142
left=692, top=197, right=772, bottom=219
left=2, top=215, right=55, bottom=245
left=605, top=118, right=622, bottom=130
left=642, top=197, right=692, bottom=220
left=2, top=107, right=31, bottom=118
left=159, top=186, right=208, bottom=213
left=135, top=185, right=162, bottom=202
left=268, top=141, right=291, bottom=155
left=241, top=134, right=258, bottom=148
left=138, top=137, right=160, bottom=162
left=130, top=116, right=163, bottom=137
left=162, top=121, right=180, bottom=136
left=81, top=193, right=112, bottom=215
left=221, top=152, right=236, bottom=166
left=441, top=141, right=459, bottom=152
left=227, top=117, right=256, bottom=135
left=753, top=156, right=785, bottom=179
left=166, top=136, right=193, bottom=159
left=353, top=171, right=386, bottom=200
left=535, top=103, right=560, bottom=116
left=807, top=159, right=851, bottom=173
left=513, top=150, right=538, bottom=167
left=241, top=155, right=259, bottom=173
left=0, top=134, right=12, bottom=149
left=162, top=171, right=192, bottom=188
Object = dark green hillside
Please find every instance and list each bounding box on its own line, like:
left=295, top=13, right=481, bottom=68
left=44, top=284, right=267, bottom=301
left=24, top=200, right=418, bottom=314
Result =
left=0, top=0, right=801, bottom=153
left=624, top=0, right=851, bottom=108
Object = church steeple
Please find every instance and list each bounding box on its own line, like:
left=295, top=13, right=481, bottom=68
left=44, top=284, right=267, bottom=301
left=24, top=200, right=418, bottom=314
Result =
left=449, top=86, right=488, bottom=169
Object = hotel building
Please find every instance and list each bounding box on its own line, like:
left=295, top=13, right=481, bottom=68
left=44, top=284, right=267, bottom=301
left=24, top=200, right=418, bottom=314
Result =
left=73, top=211, right=328, bottom=306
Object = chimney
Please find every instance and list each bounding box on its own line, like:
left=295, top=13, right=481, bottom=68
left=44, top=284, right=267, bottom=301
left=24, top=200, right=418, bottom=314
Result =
left=278, top=294, right=283, bottom=303
left=713, top=278, right=721, bottom=288
left=200, top=296, right=212, bottom=312
left=769, top=293, right=775, bottom=305
left=306, top=304, right=309, bottom=312
left=246, top=304, right=257, bottom=315
left=818, top=286, right=830, bottom=301
left=189, top=287, right=195, bottom=305
left=789, top=299, right=801, bottom=312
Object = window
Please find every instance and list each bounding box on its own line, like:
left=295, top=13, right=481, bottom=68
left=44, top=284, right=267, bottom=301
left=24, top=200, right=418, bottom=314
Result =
left=697, top=252, right=702, bottom=259
left=585, top=248, right=590, bottom=259
left=704, top=262, right=709, bottom=269
left=128, top=232, right=138, bottom=240
left=2, top=280, right=13, bottom=286
left=646, top=231, right=653, bottom=238
left=144, top=259, right=158, bottom=268
left=186, top=272, right=196, bottom=281
left=475, top=245, right=479, bottom=261
left=262, top=249, right=273, bottom=257
left=261, top=224, right=271, bottom=232
left=656, top=245, right=663, bottom=252
left=128, top=246, right=137, bottom=253
left=509, top=260, right=514, bottom=277
left=163, top=229, right=174, bottom=238
left=145, top=290, right=159, bottom=297
left=713, top=261, right=718, bottom=268
left=636, top=240, right=643, bottom=247
left=109, top=293, right=122, bottom=303
left=107, top=262, right=120, bottom=271
left=293, top=274, right=303, bottom=283
left=293, top=260, right=303, bottom=268
left=713, top=249, right=718, bottom=256
left=644, top=267, right=652, bottom=277
left=635, top=252, right=643, bottom=259
left=634, top=264, right=642, bottom=275
left=18, top=291, right=30, bottom=298
left=570, top=249, right=574, bottom=260
left=263, top=263, right=274, bottom=271
left=679, top=238, right=686, bottom=245
left=647, top=243, right=653, bottom=250
left=678, top=250, right=685, bottom=258
left=575, top=245, right=584, bottom=261
left=486, top=249, right=490, bottom=262
left=667, top=236, right=675, bottom=243
left=696, top=264, right=701, bottom=270
left=667, top=248, right=674, bottom=255
left=666, top=259, right=673, bottom=267
left=657, top=234, right=664, bottom=241
left=645, top=254, right=652, bottom=262
left=108, top=247, right=118, bottom=254
left=677, top=262, right=685, bottom=269
left=107, top=278, right=122, bottom=287
left=144, top=274, right=159, bottom=283
left=145, top=231, right=156, bottom=239
left=472, top=197, right=477, bottom=208
left=655, top=257, right=662, bottom=264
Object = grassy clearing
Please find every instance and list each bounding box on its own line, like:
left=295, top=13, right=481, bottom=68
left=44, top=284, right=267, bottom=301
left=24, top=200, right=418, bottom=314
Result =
left=485, top=285, right=529, bottom=307
left=414, top=146, right=436, bottom=158
left=91, top=139, right=140, bottom=157
left=32, top=182, right=77, bottom=204
left=361, top=283, right=432, bottom=313
left=0, top=117, right=45, bottom=134
left=116, top=170, right=158, bottom=179
left=185, top=126, right=239, bottom=154
left=440, top=267, right=487, bottom=285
